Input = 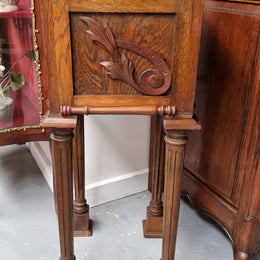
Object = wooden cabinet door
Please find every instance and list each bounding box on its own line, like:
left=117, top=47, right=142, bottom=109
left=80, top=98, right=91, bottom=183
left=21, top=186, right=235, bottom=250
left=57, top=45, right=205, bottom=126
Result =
left=183, top=0, right=260, bottom=258
left=184, top=0, right=260, bottom=206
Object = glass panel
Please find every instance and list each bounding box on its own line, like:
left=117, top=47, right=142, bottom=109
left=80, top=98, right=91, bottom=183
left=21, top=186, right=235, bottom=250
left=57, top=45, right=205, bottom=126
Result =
left=0, top=0, right=41, bottom=131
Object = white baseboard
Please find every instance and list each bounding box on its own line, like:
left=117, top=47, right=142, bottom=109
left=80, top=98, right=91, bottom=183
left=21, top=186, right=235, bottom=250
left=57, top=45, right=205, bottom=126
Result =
left=27, top=142, right=54, bottom=191
left=85, top=169, right=148, bottom=207
left=27, top=142, right=149, bottom=207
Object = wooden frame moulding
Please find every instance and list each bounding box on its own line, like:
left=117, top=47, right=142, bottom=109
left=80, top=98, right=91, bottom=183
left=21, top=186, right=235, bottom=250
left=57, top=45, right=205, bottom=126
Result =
left=73, top=95, right=170, bottom=107
left=68, top=0, right=177, bottom=13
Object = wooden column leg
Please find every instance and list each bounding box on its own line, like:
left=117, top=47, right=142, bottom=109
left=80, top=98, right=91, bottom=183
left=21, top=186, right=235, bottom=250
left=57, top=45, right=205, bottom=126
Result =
left=143, top=114, right=164, bottom=238
left=161, top=130, right=187, bottom=260
left=73, top=115, right=93, bottom=236
left=51, top=128, right=76, bottom=260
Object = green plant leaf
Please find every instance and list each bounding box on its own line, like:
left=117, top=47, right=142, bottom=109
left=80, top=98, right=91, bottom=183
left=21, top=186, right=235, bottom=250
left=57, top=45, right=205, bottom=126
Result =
left=26, top=49, right=36, bottom=62
left=9, top=72, right=25, bottom=91
left=4, top=87, right=9, bottom=97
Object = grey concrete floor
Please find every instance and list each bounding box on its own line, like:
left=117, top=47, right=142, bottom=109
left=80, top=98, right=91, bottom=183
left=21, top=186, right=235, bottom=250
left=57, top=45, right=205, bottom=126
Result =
left=0, top=144, right=260, bottom=260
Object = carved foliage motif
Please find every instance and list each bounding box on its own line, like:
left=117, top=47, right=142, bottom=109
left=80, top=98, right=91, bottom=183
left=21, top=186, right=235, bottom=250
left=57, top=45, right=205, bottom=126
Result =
left=80, top=16, right=172, bottom=96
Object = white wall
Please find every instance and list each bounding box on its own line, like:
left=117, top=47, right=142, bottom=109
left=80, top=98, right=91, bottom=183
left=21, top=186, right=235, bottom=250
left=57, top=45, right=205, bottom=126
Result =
left=28, top=115, right=151, bottom=207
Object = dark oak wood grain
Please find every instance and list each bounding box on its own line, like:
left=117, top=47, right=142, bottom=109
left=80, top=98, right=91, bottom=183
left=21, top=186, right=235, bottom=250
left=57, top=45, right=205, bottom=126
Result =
left=185, top=0, right=260, bottom=204
left=182, top=1, right=260, bottom=259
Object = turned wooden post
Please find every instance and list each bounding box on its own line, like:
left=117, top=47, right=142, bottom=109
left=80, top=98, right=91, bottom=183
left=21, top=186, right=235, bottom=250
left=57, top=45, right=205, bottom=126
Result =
left=143, top=114, right=165, bottom=238
left=51, top=128, right=75, bottom=260
left=161, top=130, right=187, bottom=260
left=73, top=115, right=93, bottom=236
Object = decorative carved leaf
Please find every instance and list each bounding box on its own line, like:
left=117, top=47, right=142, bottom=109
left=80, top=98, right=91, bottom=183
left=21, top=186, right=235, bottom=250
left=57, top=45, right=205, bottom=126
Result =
left=100, top=52, right=135, bottom=84
left=120, top=52, right=135, bottom=81
left=80, top=16, right=118, bottom=54
left=100, top=61, right=120, bottom=79
left=81, top=17, right=172, bottom=96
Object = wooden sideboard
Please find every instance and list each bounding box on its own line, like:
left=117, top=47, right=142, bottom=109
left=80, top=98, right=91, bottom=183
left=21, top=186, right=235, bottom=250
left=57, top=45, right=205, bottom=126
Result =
left=182, top=1, right=260, bottom=259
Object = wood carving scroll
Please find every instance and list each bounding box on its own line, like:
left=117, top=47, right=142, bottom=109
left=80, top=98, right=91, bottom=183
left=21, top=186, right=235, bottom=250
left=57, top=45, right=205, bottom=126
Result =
left=80, top=16, right=172, bottom=96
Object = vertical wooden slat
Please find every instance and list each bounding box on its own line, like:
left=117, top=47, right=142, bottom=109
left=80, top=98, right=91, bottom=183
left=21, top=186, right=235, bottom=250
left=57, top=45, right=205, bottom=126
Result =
left=171, top=0, right=204, bottom=116
left=39, top=0, right=73, bottom=114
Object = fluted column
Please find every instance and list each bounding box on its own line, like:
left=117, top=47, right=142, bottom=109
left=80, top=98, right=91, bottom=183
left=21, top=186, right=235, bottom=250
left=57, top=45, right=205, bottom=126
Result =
left=161, top=130, right=187, bottom=260
left=51, top=128, right=75, bottom=260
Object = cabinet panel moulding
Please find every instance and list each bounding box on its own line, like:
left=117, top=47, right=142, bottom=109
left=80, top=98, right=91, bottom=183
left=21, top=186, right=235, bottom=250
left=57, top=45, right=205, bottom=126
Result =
left=73, top=95, right=170, bottom=107
left=68, top=0, right=177, bottom=13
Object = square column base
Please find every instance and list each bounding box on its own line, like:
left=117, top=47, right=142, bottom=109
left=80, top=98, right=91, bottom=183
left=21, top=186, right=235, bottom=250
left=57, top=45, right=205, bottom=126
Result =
left=142, top=216, right=163, bottom=238
left=73, top=213, right=93, bottom=237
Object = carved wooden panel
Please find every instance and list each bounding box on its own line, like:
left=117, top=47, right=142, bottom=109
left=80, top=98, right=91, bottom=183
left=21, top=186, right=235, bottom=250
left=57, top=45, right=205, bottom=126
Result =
left=80, top=17, right=172, bottom=96
left=70, top=13, right=176, bottom=96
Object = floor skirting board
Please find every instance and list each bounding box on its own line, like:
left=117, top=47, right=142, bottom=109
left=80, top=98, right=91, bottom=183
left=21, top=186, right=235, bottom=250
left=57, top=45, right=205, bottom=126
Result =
left=85, top=169, right=148, bottom=207
left=27, top=141, right=149, bottom=207
left=27, top=142, right=53, bottom=191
